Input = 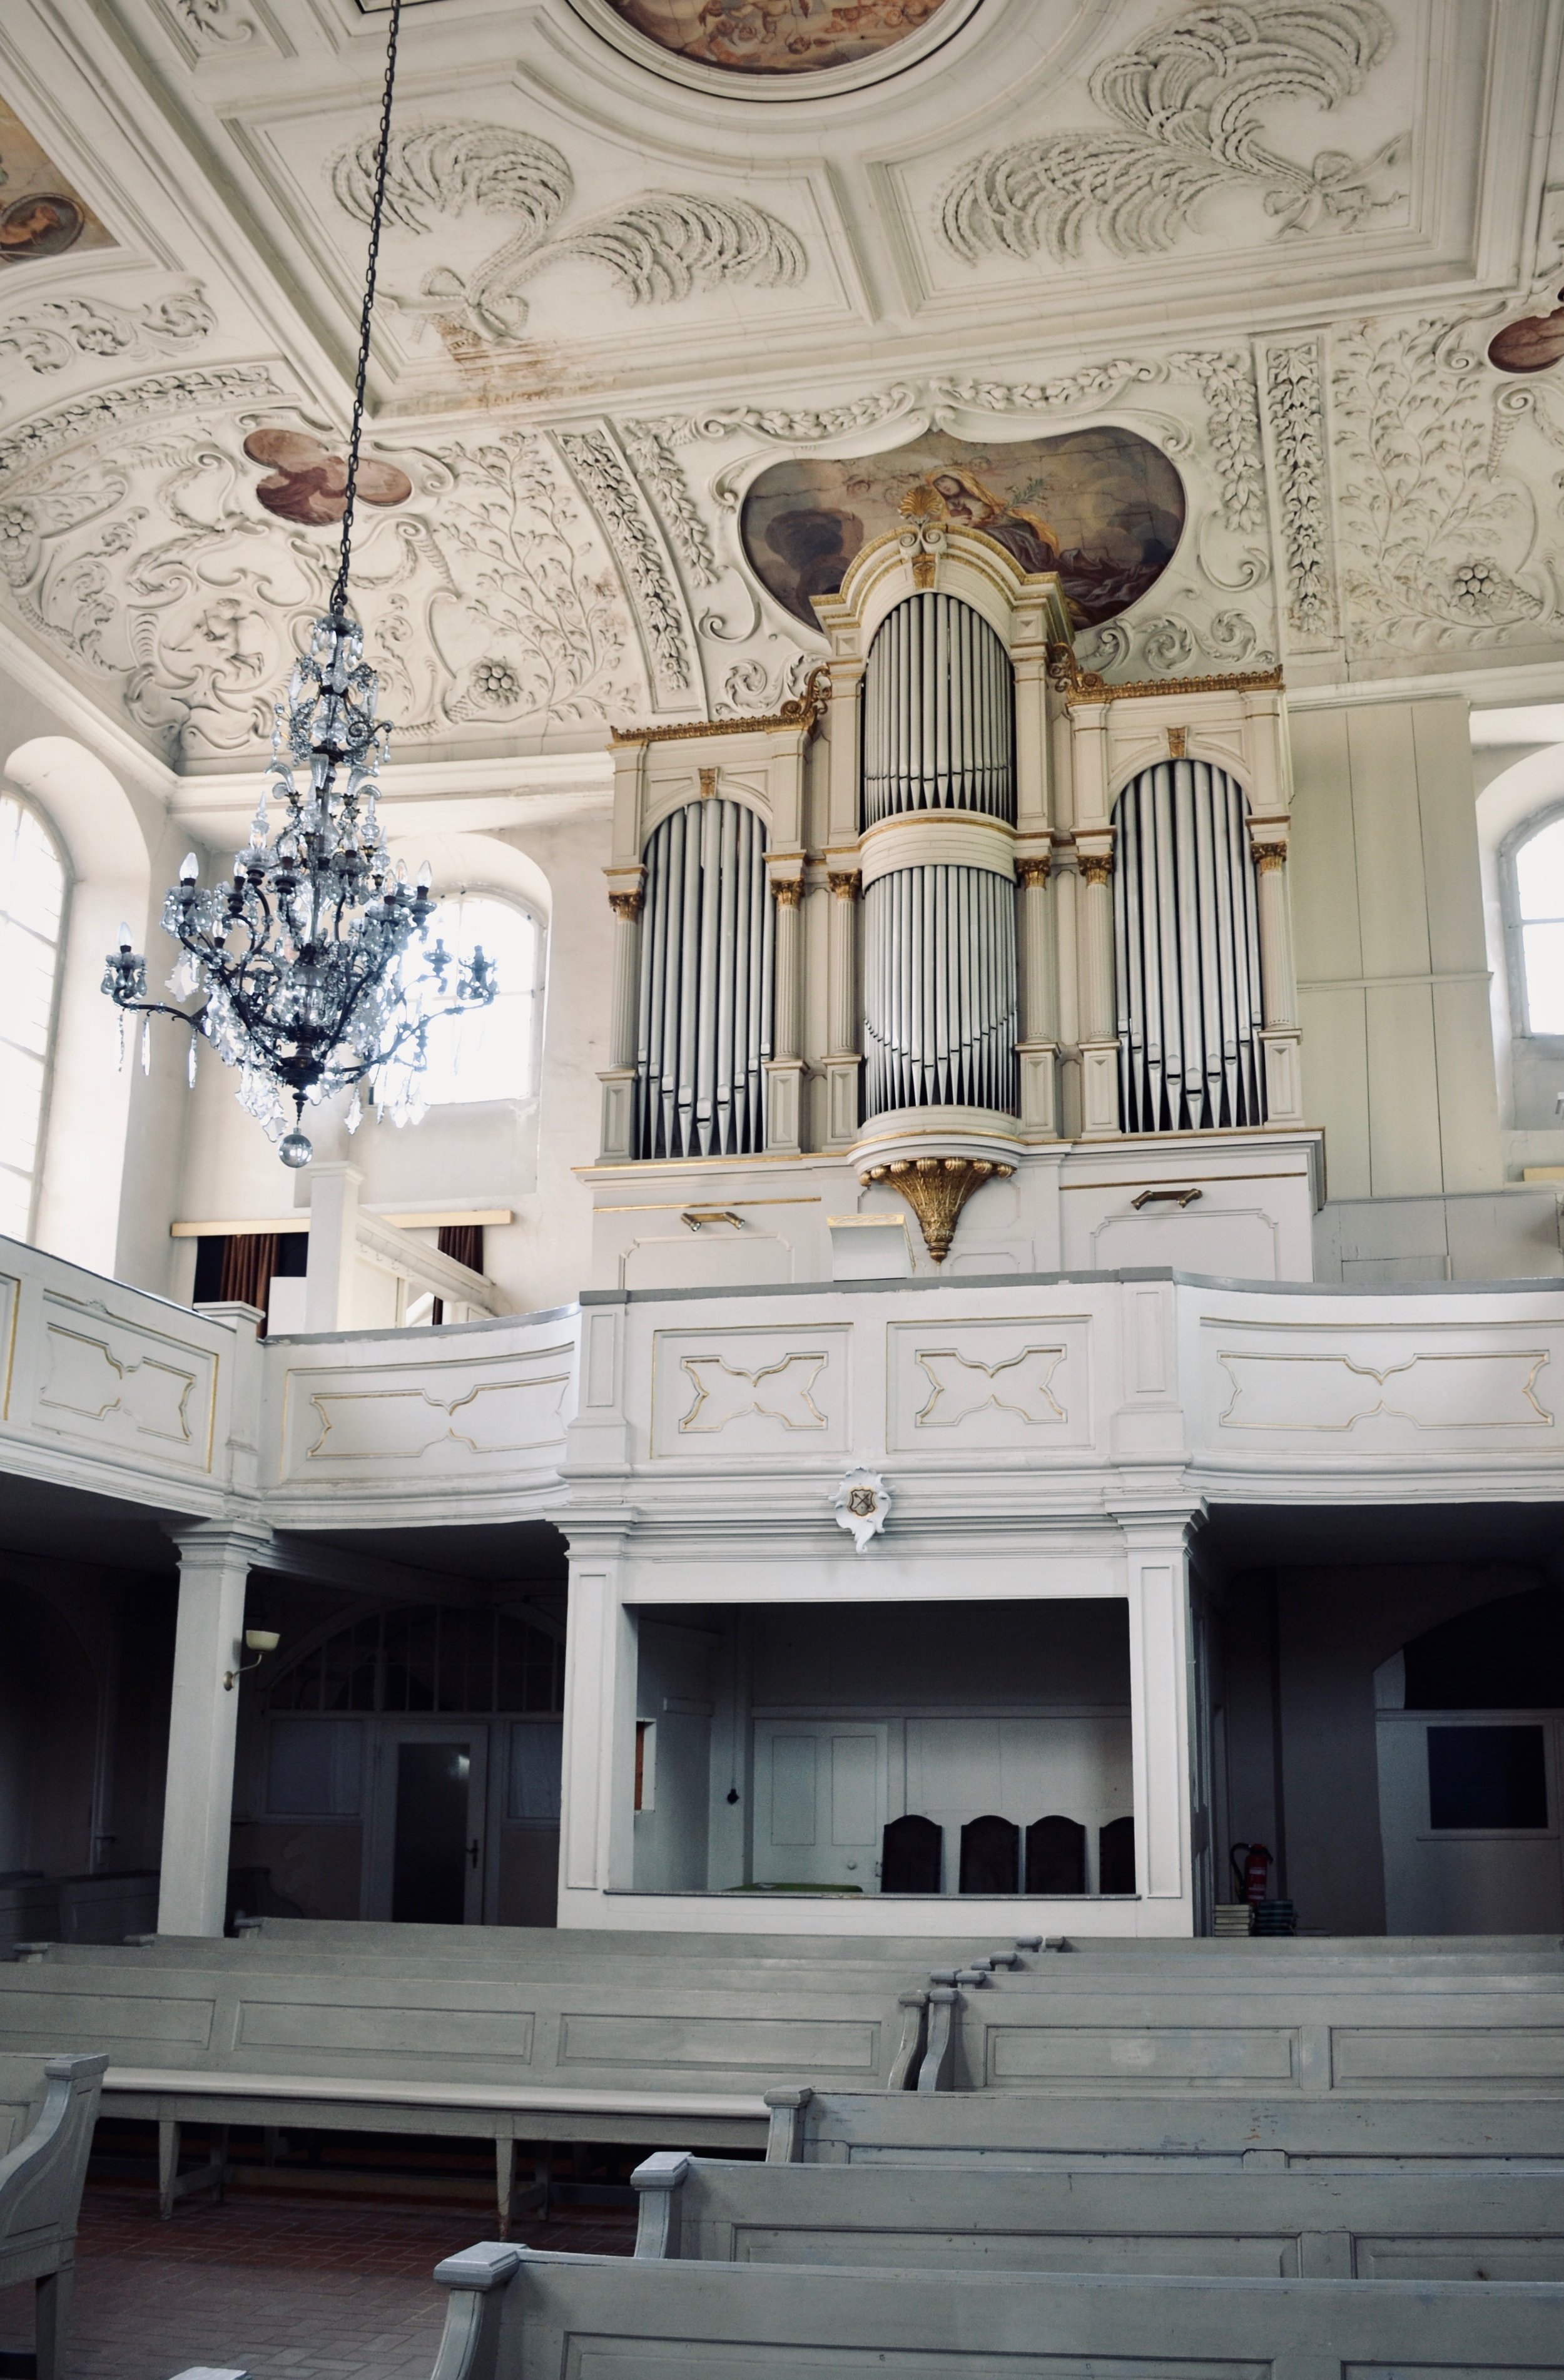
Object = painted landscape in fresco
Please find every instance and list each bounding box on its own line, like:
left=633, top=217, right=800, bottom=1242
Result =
left=607, top=0, right=947, bottom=74
left=740, top=427, right=1186, bottom=629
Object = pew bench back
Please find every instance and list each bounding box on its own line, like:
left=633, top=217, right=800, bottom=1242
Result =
left=430, top=2241, right=1564, bottom=2377
left=630, top=2150, right=1564, bottom=2279
left=769, top=2085, right=1564, bottom=2167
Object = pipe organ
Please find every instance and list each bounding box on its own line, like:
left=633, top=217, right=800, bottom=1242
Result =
left=861, top=595, right=1018, bottom=1121
left=1112, top=760, right=1266, bottom=1134
left=633, top=795, right=773, bottom=1161
left=600, top=513, right=1311, bottom=1277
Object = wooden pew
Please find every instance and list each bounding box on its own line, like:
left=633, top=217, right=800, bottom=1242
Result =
left=762, top=2083, right=1564, bottom=2167
left=424, top=2241, right=1564, bottom=2379
left=0, top=2053, right=107, bottom=2380
left=0, top=1950, right=935, bottom=2227
left=915, top=1956, right=1564, bottom=2094
left=627, top=2148, right=1564, bottom=2277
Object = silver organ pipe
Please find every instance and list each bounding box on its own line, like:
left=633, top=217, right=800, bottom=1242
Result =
left=863, top=594, right=1015, bottom=823
left=861, top=594, right=1018, bottom=1120
left=1112, top=758, right=1266, bottom=1132
left=634, top=795, right=773, bottom=1159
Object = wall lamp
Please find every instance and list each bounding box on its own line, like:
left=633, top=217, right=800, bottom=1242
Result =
left=225, top=1629, right=280, bottom=1691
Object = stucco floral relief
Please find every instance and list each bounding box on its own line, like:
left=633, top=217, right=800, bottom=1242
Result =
left=0, top=400, right=642, bottom=760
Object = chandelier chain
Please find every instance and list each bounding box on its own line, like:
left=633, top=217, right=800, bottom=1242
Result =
left=330, top=0, right=402, bottom=623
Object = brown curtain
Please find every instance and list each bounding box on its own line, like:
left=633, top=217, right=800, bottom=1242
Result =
left=437, top=1223, right=484, bottom=1274
left=219, top=1233, right=280, bottom=1325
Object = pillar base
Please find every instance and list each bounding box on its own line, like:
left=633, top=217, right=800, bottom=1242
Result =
left=1016, top=1040, right=1059, bottom=1138
left=598, top=1069, right=637, bottom=1162
left=1259, top=1030, right=1304, bottom=1126
left=1080, top=1043, right=1122, bottom=1137
left=821, top=1056, right=861, bottom=1150
left=763, top=1059, right=804, bottom=1156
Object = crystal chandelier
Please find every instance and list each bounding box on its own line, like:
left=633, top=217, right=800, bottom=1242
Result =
left=102, top=0, right=492, bottom=1170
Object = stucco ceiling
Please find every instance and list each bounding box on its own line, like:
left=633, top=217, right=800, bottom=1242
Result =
left=1, top=0, right=1562, bottom=788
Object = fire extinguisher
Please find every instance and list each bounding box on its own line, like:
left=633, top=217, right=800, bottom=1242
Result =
left=1231, top=1841, right=1271, bottom=1906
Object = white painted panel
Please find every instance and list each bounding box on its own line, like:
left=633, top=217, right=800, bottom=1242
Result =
left=831, top=1736, right=880, bottom=1846
left=771, top=1736, right=818, bottom=1848
left=886, top=1316, right=1091, bottom=1453
left=754, top=1722, right=888, bottom=1888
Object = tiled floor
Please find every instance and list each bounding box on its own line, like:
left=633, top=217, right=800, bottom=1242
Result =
left=0, top=2182, right=634, bottom=2380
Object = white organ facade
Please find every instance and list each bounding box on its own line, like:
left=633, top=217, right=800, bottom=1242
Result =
left=3, top=0, right=1564, bottom=1960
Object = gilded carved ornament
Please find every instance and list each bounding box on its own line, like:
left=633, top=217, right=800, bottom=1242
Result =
left=1017, top=857, right=1052, bottom=891
left=1252, top=842, right=1288, bottom=873
left=858, top=1156, right=1015, bottom=1265
left=828, top=870, right=862, bottom=902
left=771, top=876, right=805, bottom=908
left=612, top=664, right=829, bottom=748
left=1079, top=853, right=1114, bottom=888
left=608, top=889, right=644, bottom=921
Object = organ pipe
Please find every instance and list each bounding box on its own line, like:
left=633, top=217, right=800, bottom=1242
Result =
left=861, top=593, right=1018, bottom=1120
left=1112, top=758, right=1266, bottom=1132
left=634, top=796, right=773, bottom=1159
left=862, top=595, right=1015, bottom=824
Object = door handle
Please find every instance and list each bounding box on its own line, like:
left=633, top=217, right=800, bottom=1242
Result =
left=467, top=1838, right=480, bottom=1870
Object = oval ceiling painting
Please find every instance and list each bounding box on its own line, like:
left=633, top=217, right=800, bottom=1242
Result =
left=605, top=0, right=949, bottom=75
left=741, top=428, right=1186, bottom=631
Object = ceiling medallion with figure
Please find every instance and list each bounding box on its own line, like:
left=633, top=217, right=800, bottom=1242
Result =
left=576, top=0, right=977, bottom=95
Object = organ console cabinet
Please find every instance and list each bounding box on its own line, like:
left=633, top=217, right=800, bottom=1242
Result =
left=594, top=516, right=1319, bottom=1288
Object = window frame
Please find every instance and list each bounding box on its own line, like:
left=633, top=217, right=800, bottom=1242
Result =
left=1503, top=801, right=1564, bottom=1043
left=0, top=788, right=70, bottom=1243
left=409, top=885, right=547, bottom=1114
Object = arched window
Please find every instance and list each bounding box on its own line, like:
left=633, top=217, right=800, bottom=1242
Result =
left=0, top=793, right=66, bottom=1239
left=416, top=894, right=542, bottom=1106
left=1513, top=815, right=1564, bottom=1034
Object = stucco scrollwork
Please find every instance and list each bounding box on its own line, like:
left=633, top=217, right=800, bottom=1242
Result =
left=556, top=426, right=696, bottom=701
left=332, top=121, right=805, bottom=345
left=0, top=285, right=216, bottom=382
left=690, top=388, right=919, bottom=445
left=1260, top=335, right=1338, bottom=644
left=0, top=395, right=641, bottom=759
left=1330, top=315, right=1553, bottom=653
left=621, top=417, right=719, bottom=587
left=940, top=0, right=1406, bottom=267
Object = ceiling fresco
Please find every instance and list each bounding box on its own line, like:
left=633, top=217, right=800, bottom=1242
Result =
left=0, top=96, right=113, bottom=266
left=602, top=0, right=950, bottom=74
left=0, top=0, right=1555, bottom=774
left=740, top=430, right=1186, bottom=631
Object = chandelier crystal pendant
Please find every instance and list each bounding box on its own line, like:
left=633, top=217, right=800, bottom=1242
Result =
left=101, top=0, right=492, bottom=1170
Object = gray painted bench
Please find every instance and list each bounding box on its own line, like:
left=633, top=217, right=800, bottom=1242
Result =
left=629, top=2147, right=1564, bottom=2277
left=913, top=1960, right=1564, bottom=2093
left=0, top=1952, right=936, bottom=2227
left=424, top=2240, right=1564, bottom=2379
left=763, top=2083, right=1564, bottom=2167
left=0, top=2053, right=106, bottom=2380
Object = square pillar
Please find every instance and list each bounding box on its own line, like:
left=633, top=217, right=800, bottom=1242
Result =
left=158, top=1520, right=273, bottom=1937
left=1117, top=1508, right=1200, bottom=1930
left=303, top=1162, right=362, bottom=1333
left=557, top=1549, right=638, bottom=1922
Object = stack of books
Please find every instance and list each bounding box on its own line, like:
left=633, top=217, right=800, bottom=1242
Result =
left=1211, top=1902, right=1252, bottom=1937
